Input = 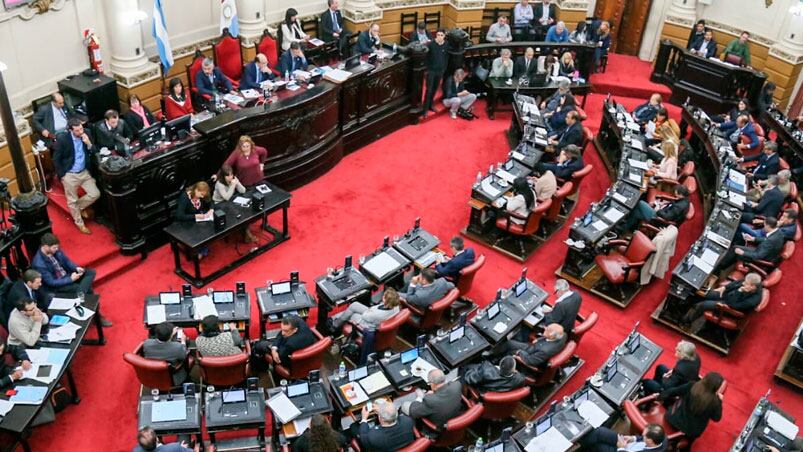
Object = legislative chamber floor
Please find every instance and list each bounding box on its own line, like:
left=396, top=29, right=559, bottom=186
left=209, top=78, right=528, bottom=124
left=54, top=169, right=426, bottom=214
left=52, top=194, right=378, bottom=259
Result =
left=36, top=54, right=803, bottom=450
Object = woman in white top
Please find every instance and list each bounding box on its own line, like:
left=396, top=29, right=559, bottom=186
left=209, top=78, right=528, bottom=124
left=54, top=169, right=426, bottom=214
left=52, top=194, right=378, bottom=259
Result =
left=537, top=54, right=560, bottom=78
left=213, top=164, right=246, bottom=202
left=653, top=140, right=679, bottom=181
left=506, top=177, right=537, bottom=225
left=281, top=8, right=309, bottom=51
left=332, top=287, right=401, bottom=331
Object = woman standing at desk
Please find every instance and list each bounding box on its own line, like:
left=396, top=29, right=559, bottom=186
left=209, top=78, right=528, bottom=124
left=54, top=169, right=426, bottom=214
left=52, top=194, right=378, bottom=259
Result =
left=165, top=77, right=194, bottom=121
left=123, top=94, right=157, bottom=131
left=224, top=135, right=268, bottom=187
left=659, top=371, right=724, bottom=444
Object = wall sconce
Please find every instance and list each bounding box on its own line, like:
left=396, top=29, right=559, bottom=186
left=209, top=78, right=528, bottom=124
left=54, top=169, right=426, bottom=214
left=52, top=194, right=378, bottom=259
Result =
left=128, top=10, right=148, bottom=25
left=790, top=1, right=803, bottom=16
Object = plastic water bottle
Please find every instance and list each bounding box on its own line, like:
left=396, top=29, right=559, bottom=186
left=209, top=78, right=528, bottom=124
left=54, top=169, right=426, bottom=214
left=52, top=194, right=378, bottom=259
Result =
left=338, top=361, right=347, bottom=379
left=476, top=172, right=482, bottom=185
left=474, top=437, right=484, bottom=451
left=393, top=43, right=397, bottom=53
left=285, top=70, right=290, bottom=82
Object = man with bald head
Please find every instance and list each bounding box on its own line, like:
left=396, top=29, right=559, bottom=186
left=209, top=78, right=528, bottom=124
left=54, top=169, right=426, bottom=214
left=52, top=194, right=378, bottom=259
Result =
left=404, top=368, right=463, bottom=426
left=356, top=400, right=415, bottom=451
left=32, top=92, right=74, bottom=141
left=494, top=323, right=567, bottom=368
left=240, top=53, right=275, bottom=91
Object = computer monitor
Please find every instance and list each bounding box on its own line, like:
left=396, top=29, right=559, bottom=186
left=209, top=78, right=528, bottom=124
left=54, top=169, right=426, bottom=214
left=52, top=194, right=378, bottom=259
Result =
left=271, top=282, right=292, bottom=296
left=345, top=53, right=361, bottom=69
left=287, top=381, right=310, bottom=397
left=627, top=333, right=641, bottom=354
left=222, top=388, right=246, bottom=403
left=138, top=123, right=162, bottom=148
left=212, top=291, right=234, bottom=303
left=449, top=326, right=465, bottom=343
left=504, top=160, right=513, bottom=170
left=166, top=114, right=192, bottom=140
left=515, top=280, right=527, bottom=297
left=348, top=366, right=368, bottom=382
left=416, top=335, right=427, bottom=350
left=159, top=292, right=181, bottom=305
left=535, top=415, right=552, bottom=435
left=604, top=361, right=618, bottom=383
left=400, top=348, right=419, bottom=364
left=487, top=302, right=500, bottom=320
left=573, top=389, right=589, bottom=410
left=485, top=444, right=503, bottom=452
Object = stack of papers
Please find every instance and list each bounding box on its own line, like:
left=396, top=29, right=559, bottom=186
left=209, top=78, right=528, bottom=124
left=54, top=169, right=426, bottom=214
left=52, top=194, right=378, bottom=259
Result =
left=493, top=322, right=508, bottom=334
left=43, top=322, right=80, bottom=342
left=629, top=173, right=643, bottom=183
left=706, top=230, right=731, bottom=248
left=192, top=296, right=218, bottom=320
left=409, top=357, right=438, bottom=382
left=0, top=399, right=13, bottom=416
left=603, top=208, right=625, bottom=223
left=338, top=382, right=368, bottom=405
left=21, top=363, right=62, bottom=384
left=591, top=220, right=608, bottom=231
left=525, top=427, right=572, bottom=452
left=577, top=400, right=608, bottom=427
left=692, top=256, right=714, bottom=273
left=414, top=251, right=438, bottom=268
left=309, top=38, right=325, bottom=46
left=147, top=305, right=167, bottom=325
left=223, top=93, right=244, bottom=105
left=481, top=179, right=502, bottom=198
left=10, top=386, right=48, bottom=405
left=728, top=192, right=747, bottom=206
left=66, top=305, right=94, bottom=321
left=292, top=417, right=312, bottom=436
left=362, top=252, right=399, bottom=279
left=26, top=348, right=69, bottom=366
left=612, top=192, right=629, bottom=204
left=628, top=159, right=649, bottom=170
left=700, top=249, right=719, bottom=266
left=267, top=391, right=301, bottom=424
left=495, top=169, right=516, bottom=184
left=240, top=89, right=260, bottom=99
left=766, top=411, right=799, bottom=440
left=292, top=70, right=312, bottom=80
left=232, top=196, right=251, bottom=207
left=359, top=371, right=392, bottom=395
left=49, top=298, right=79, bottom=310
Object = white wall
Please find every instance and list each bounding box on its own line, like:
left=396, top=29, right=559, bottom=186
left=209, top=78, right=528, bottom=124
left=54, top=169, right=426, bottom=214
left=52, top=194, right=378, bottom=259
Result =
left=696, top=0, right=796, bottom=43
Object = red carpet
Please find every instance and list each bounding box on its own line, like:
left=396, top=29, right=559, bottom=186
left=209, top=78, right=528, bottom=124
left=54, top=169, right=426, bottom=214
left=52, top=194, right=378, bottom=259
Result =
left=30, top=60, right=803, bottom=451
left=590, top=54, right=673, bottom=101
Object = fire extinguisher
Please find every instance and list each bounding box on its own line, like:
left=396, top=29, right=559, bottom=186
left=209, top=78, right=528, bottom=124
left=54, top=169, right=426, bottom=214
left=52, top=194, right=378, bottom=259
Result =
left=83, top=28, right=104, bottom=74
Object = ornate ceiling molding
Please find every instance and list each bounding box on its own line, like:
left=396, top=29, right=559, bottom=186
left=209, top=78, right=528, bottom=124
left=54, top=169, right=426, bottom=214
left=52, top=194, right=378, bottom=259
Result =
left=0, top=0, right=66, bottom=23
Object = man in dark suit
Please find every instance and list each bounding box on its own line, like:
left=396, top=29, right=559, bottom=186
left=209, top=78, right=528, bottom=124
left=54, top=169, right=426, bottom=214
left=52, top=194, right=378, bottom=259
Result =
left=464, top=356, right=525, bottom=393
left=356, top=403, right=415, bottom=451
left=269, top=315, right=316, bottom=365
left=683, top=273, right=763, bottom=326
left=423, top=29, right=448, bottom=118
left=581, top=424, right=667, bottom=452
left=632, top=93, right=663, bottom=125
left=690, top=30, right=717, bottom=58
left=142, top=322, right=189, bottom=386
left=434, top=236, right=476, bottom=282
left=32, top=92, right=74, bottom=141
left=739, top=208, right=798, bottom=242
left=278, top=42, right=309, bottom=75
left=548, top=111, right=583, bottom=150
left=732, top=115, right=760, bottom=153
left=494, top=323, right=567, bottom=368
left=741, top=141, right=780, bottom=181
left=720, top=216, right=785, bottom=270
left=687, top=19, right=707, bottom=49
left=405, top=369, right=463, bottom=427
left=53, top=119, right=100, bottom=234
left=536, top=144, right=584, bottom=180
left=542, top=279, right=581, bottom=335
left=741, top=175, right=784, bottom=223
left=320, top=0, right=344, bottom=43
left=94, top=109, right=134, bottom=151
left=409, top=21, right=431, bottom=44
left=4, top=270, right=49, bottom=325
left=239, top=54, right=275, bottom=91
left=357, top=23, right=381, bottom=55
left=513, top=47, right=538, bottom=78
left=195, top=58, right=235, bottom=97
left=402, top=269, right=454, bottom=310
left=623, top=184, right=690, bottom=231
left=533, top=0, right=557, bottom=39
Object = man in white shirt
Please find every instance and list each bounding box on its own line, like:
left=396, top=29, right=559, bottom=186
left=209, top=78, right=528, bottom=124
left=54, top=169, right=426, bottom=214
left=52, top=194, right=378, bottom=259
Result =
left=8, top=298, right=49, bottom=347
left=513, top=0, right=534, bottom=40
left=486, top=15, right=512, bottom=43
left=690, top=30, right=717, bottom=59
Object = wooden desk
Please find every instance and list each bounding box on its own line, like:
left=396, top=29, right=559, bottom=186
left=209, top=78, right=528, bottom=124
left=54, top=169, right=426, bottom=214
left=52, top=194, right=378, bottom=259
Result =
left=775, top=318, right=803, bottom=390
left=484, top=78, right=591, bottom=119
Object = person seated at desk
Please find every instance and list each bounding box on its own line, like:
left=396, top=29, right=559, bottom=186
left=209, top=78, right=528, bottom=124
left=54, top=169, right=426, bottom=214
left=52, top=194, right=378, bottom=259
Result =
left=730, top=115, right=760, bottom=154
left=719, top=217, right=784, bottom=271
left=410, top=21, right=430, bottom=44
left=435, top=236, right=476, bottom=282
left=269, top=315, right=317, bottom=366
left=464, top=355, right=525, bottom=393
left=212, top=164, right=246, bottom=203
left=280, top=8, right=309, bottom=52
left=514, top=47, right=538, bottom=79
left=739, top=208, right=797, bottom=242
left=491, top=323, right=566, bottom=369
left=358, top=23, right=382, bottom=55
left=195, top=58, right=236, bottom=98
left=642, top=340, right=700, bottom=396
left=333, top=287, right=400, bottom=332
left=542, top=279, right=582, bottom=335
left=490, top=48, right=514, bottom=78
left=165, top=77, right=194, bottom=121
left=3, top=270, right=48, bottom=325
left=594, top=21, right=611, bottom=70
left=545, top=93, right=576, bottom=133
left=649, top=140, right=679, bottom=181
left=656, top=372, right=724, bottom=444
left=569, top=21, right=590, bottom=43
left=682, top=273, right=762, bottom=328
left=536, top=145, right=584, bottom=181
left=529, top=169, right=557, bottom=201
left=486, top=15, right=512, bottom=43
left=747, top=168, right=790, bottom=203
left=581, top=424, right=667, bottom=452
left=512, top=0, right=534, bottom=40
left=632, top=94, right=663, bottom=126
left=278, top=42, right=309, bottom=77
left=739, top=141, right=780, bottom=182
left=32, top=92, right=74, bottom=142
left=134, top=426, right=198, bottom=452
left=545, top=21, right=569, bottom=43
left=196, top=315, right=244, bottom=357
left=355, top=403, right=415, bottom=451
left=712, top=98, right=750, bottom=136
left=32, top=232, right=99, bottom=301
left=690, top=29, right=717, bottom=59
left=0, top=340, right=30, bottom=389
left=8, top=298, right=48, bottom=348
left=540, top=79, right=572, bottom=112
left=293, top=414, right=348, bottom=452
left=175, top=181, right=213, bottom=223
left=401, top=269, right=455, bottom=310
left=622, top=184, right=690, bottom=231
left=722, top=31, right=752, bottom=67
left=143, top=322, right=189, bottom=386
left=538, top=52, right=560, bottom=79
left=501, top=177, right=536, bottom=226
left=403, top=368, right=463, bottom=427
left=687, top=20, right=707, bottom=49
left=123, top=94, right=157, bottom=132
left=646, top=110, right=679, bottom=146
left=94, top=109, right=134, bottom=151
left=548, top=111, right=583, bottom=151
left=224, top=135, right=268, bottom=188
left=320, top=0, right=345, bottom=44
left=740, top=175, right=784, bottom=224
left=442, top=69, right=477, bottom=120
left=558, top=52, right=576, bottom=77
left=240, top=53, right=276, bottom=91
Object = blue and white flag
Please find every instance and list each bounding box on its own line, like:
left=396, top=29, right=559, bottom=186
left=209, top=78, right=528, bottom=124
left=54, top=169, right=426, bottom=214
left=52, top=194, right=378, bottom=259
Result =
left=220, top=0, right=239, bottom=37
left=152, top=0, right=174, bottom=73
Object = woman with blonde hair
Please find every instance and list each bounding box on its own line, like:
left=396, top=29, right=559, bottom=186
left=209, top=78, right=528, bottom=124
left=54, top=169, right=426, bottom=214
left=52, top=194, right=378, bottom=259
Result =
left=652, top=140, right=679, bottom=181
left=224, top=135, right=268, bottom=187
left=558, top=51, right=575, bottom=77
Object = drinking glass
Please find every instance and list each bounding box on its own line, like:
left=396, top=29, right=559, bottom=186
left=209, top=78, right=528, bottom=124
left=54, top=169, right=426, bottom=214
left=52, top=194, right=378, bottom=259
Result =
left=151, top=388, right=160, bottom=402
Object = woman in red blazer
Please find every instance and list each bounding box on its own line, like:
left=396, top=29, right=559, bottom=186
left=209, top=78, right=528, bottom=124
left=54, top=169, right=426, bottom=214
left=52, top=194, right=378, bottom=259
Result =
left=164, top=77, right=194, bottom=120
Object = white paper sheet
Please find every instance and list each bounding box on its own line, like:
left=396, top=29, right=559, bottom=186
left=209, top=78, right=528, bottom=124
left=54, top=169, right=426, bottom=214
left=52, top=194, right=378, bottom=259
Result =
left=147, top=305, right=166, bottom=325
left=267, top=391, right=302, bottom=424
left=21, top=363, right=62, bottom=384
left=629, top=173, right=642, bottom=183
left=603, top=208, right=625, bottom=223
left=525, top=427, right=572, bottom=452
left=362, top=252, right=400, bottom=279
left=628, top=159, right=649, bottom=170
left=706, top=231, right=731, bottom=248
left=232, top=196, right=250, bottom=206
left=612, top=192, right=628, bottom=204
left=701, top=249, right=720, bottom=266
left=692, top=256, right=714, bottom=274
left=48, top=298, right=78, bottom=310
left=766, top=411, right=799, bottom=440
left=728, top=169, right=746, bottom=186
left=0, top=399, right=13, bottom=416
left=496, top=169, right=516, bottom=184
left=409, top=357, right=438, bottom=382
left=591, top=220, right=608, bottom=231
left=493, top=322, right=508, bottom=334
left=728, top=192, right=747, bottom=206
left=359, top=371, right=392, bottom=395
left=511, top=151, right=526, bottom=161
left=481, top=178, right=502, bottom=198
left=577, top=400, right=608, bottom=428
left=192, top=296, right=218, bottom=320
left=338, top=381, right=368, bottom=405
left=292, top=417, right=312, bottom=435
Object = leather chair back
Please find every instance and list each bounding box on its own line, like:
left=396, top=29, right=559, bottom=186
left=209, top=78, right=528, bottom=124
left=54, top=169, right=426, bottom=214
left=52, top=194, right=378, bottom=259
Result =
left=186, top=52, right=206, bottom=95
left=546, top=182, right=573, bottom=221
left=582, top=126, right=594, bottom=153
left=433, top=403, right=485, bottom=447
left=623, top=394, right=688, bottom=449
left=480, top=386, right=531, bottom=420
left=724, top=53, right=743, bottom=66
left=533, top=340, right=576, bottom=386
left=417, top=288, right=460, bottom=330
left=213, top=29, right=244, bottom=82
left=457, top=254, right=485, bottom=297
left=780, top=157, right=790, bottom=171
left=781, top=241, right=795, bottom=260
left=397, top=437, right=432, bottom=452
left=571, top=312, right=598, bottom=347
left=516, top=199, right=552, bottom=236
left=683, top=176, right=698, bottom=195
left=753, top=122, right=765, bottom=137
left=623, top=231, right=657, bottom=282
left=679, top=161, right=695, bottom=180
left=199, top=352, right=249, bottom=386
left=568, top=164, right=593, bottom=197
left=374, top=309, right=411, bottom=351
left=123, top=347, right=173, bottom=392
left=276, top=329, right=332, bottom=379
left=685, top=202, right=695, bottom=222
left=789, top=182, right=798, bottom=201
left=257, top=31, right=280, bottom=72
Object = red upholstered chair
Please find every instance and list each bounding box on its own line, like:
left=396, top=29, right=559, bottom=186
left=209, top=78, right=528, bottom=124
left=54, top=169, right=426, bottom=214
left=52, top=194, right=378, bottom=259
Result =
left=495, top=199, right=552, bottom=255
left=421, top=397, right=484, bottom=447
left=456, top=254, right=485, bottom=301
left=123, top=343, right=175, bottom=392
left=729, top=261, right=782, bottom=288
left=545, top=182, right=573, bottom=222
left=257, top=30, right=281, bottom=76
left=397, top=437, right=433, bottom=452
left=198, top=342, right=251, bottom=386
left=703, top=289, right=769, bottom=346
left=624, top=393, right=689, bottom=450
left=575, top=106, right=588, bottom=121
left=724, top=53, right=743, bottom=66
left=403, top=288, right=460, bottom=331
left=342, top=308, right=411, bottom=353
left=753, top=122, right=765, bottom=137
left=469, top=386, right=531, bottom=421
left=646, top=162, right=695, bottom=204
left=595, top=231, right=657, bottom=285
left=213, top=28, right=243, bottom=86
left=517, top=340, right=576, bottom=387
left=186, top=50, right=212, bottom=109
left=739, top=135, right=764, bottom=159
left=566, top=164, right=593, bottom=199
left=272, top=328, right=332, bottom=380
left=571, top=312, right=598, bottom=348
left=780, top=157, right=790, bottom=171
left=581, top=126, right=594, bottom=154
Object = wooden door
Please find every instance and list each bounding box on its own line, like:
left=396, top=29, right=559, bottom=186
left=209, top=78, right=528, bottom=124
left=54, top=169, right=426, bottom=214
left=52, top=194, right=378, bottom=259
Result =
left=617, top=0, right=653, bottom=55
left=594, top=0, right=626, bottom=53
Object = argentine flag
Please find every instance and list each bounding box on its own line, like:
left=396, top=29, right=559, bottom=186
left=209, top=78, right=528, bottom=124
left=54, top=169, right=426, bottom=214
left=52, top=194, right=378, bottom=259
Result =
left=152, top=0, right=174, bottom=73
left=220, top=0, right=239, bottom=37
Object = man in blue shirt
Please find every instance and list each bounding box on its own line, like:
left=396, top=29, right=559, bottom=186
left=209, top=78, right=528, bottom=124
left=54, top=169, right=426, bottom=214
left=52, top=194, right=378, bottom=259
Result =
left=53, top=119, right=99, bottom=234
left=545, top=21, right=569, bottom=42
left=133, top=427, right=197, bottom=452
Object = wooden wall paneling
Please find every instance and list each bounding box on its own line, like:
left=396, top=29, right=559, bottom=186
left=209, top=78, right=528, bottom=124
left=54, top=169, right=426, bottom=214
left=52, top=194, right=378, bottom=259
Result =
left=0, top=134, right=39, bottom=196
left=594, top=0, right=626, bottom=53
left=617, top=0, right=652, bottom=55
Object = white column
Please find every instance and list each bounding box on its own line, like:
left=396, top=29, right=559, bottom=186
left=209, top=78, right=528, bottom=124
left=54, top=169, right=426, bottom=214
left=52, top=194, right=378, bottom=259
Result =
left=103, top=0, right=150, bottom=76
left=772, top=9, right=803, bottom=57
left=237, top=0, right=267, bottom=39
left=666, top=0, right=697, bottom=20
left=342, top=0, right=382, bottom=24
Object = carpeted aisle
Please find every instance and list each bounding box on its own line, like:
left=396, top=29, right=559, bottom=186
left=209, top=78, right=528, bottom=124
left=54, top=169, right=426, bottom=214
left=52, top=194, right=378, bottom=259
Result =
left=28, top=63, right=803, bottom=451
